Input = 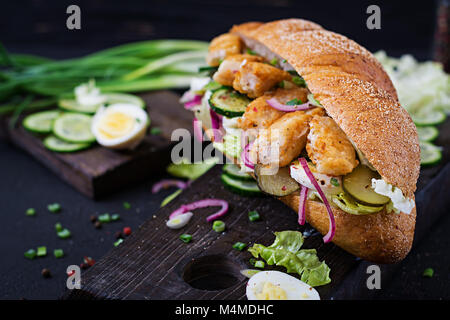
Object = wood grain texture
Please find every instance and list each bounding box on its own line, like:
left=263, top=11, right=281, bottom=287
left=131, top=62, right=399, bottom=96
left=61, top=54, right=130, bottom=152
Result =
left=6, top=91, right=193, bottom=199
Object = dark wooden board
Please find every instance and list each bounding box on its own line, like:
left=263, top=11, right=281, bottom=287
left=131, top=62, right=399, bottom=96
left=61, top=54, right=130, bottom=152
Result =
left=5, top=91, right=193, bottom=199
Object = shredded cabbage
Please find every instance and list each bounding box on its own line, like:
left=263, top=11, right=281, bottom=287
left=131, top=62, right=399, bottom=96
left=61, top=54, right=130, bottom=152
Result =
left=374, top=51, right=450, bottom=117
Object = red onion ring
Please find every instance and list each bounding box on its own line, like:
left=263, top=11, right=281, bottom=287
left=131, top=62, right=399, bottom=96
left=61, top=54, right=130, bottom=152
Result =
left=298, top=185, right=308, bottom=225
left=299, top=157, right=336, bottom=243
left=266, top=98, right=312, bottom=112
left=169, top=199, right=229, bottom=222
left=193, top=118, right=203, bottom=142
left=152, top=179, right=190, bottom=194
left=184, top=95, right=202, bottom=109
left=241, top=142, right=254, bottom=170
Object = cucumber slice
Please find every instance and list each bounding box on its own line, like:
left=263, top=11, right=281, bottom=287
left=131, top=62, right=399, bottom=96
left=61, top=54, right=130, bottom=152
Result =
left=412, top=110, right=446, bottom=126
left=420, top=141, right=442, bottom=166
left=223, top=164, right=253, bottom=181
left=221, top=174, right=262, bottom=197
left=22, top=110, right=61, bottom=134
left=254, top=164, right=299, bottom=197
left=209, top=88, right=250, bottom=118
left=43, top=135, right=91, bottom=153
left=103, top=93, right=145, bottom=108
left=342, top=165, right=390, bottom=205
left=58, top=99, right=101, bottom=114
left=417, top=126, right=439, bottom=142
left=213, top=134, right=241, bottom=159
left=53, top=113, right=96, bottom=144
left=58, top=93, right=145, bottom=114
left=332, top=193, right=384, bottom=215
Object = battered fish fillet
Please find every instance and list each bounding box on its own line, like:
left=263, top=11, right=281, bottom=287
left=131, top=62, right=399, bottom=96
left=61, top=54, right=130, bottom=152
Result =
left=206, top=33, right=242, bottom=67
left=233, top=62, right=291, bottom=98
left=238, top=86, right=310, bottom=131
left=306, top=115, right=359, bottom=176
left=213, top=54, right=264, bottom=86
left=253, top=108, right=324, bottom=167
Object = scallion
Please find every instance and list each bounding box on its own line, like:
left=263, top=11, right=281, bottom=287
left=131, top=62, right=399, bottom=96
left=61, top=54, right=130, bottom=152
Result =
left=248, top=210, right=260, bottom=222
left=47, top=203, right=61, bottom=213
left=254, top=261, right=265, bottom=269
left=57, top=229, right=71, bottom=239
left=111, top=214, right=120, bottom=221
left=270, top=58, right=278, bottom=66
left=423, top=268, right=434, bottom=278
left=55, top=222, right=63, bottom=232
left=233, top=242, right=246, bottom=251
left=24, top=249, right=36, bottom=260
left=330, top=178, right=340, bottom=187
left=180, top=234, right=192, bottom=243
left=114, top=238, right=124, bottom=247
left=53, top=249, right=64, bottom=258
left=98, top=213, right=111, bottom=223
left=123, top=202, right=131, bottom=210
left=212, top=220, right=225, bottom=233
left=26, top=208, right=36, bottom=216
left=37, top=246, right=47, bottom=257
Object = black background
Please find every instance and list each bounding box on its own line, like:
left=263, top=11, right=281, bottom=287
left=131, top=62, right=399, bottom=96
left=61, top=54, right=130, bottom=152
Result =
left=1, top=0, right=449, bottom=300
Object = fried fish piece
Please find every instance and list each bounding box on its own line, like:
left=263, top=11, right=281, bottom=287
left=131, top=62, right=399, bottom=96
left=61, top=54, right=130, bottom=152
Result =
left=213, top=54, right=264, bottom=86
left=306, top=115, right=359, bottom=176
left=232, top=62, right=291, bottom=98
left=206, top=33, right=242, bottom=67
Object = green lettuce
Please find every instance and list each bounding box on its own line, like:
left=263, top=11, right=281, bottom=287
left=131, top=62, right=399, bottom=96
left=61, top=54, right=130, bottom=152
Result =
left=248, top=231, right=331, bottom=287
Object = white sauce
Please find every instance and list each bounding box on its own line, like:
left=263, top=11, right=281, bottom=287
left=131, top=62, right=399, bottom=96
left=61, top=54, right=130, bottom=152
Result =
left=371, top=179, right=414, bottom=214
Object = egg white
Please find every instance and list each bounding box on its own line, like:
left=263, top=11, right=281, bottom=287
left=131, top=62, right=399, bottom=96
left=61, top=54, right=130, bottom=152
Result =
left=246, top=270, right=320, bottom=300
left=92, top=103, right=149, bottom=150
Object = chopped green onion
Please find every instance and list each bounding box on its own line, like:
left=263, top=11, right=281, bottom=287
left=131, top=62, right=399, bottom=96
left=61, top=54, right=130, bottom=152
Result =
left=26, top=208, right=36, bottom=216
left=111, top=214, right=120, bottom=221
left=233, top=242, right=246, bottom=251
left=278, top=81, right=285, bottom=88
left=161, top=189, right=182, bottom=207
left=114, top=238, right=124, bottom=247
left=270, top=58, right=278, bottom=66
left=180, top=234, right=192, bottom=243
left=24, top=249, right=36, bottom=260
left=330, top=178, right=340, bottom=187
left=285, top=98, right=303, bottom=106
left=37, top=246, right=47, bottom=257
left=57, top=229, right=71, bottom=239
left=282, top=59, right=287, bottom=63
left=123, top=202, right=131, bottom=210
left=423, top=268, right=434, bottom=278
left=292, top=76, right=306, bottom=87
left=198, top=66, right=218, bottom=73
left=53, top=249, right=64, bottom=258
left=47, top=203, right=61, bottom=213
left=150, top=127, right=161, bottom=135
left=212, top=220, right=226, bottom=233
left=55, top=222, right=63, bottom=232
left=248, top=210, right=260, bottom=222
left=98, top=213, right=111, bottom=223
left=246, top=49, right=257, bottom=55
left=254, top=260, right=265, bottom=269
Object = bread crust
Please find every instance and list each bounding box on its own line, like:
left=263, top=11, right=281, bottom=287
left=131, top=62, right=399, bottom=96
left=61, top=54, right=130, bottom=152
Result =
left=231, top=19, right=420, bottom=198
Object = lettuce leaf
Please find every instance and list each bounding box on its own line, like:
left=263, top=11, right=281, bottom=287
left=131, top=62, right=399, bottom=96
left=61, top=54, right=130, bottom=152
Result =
left=248, top=231, right=331, bottom=287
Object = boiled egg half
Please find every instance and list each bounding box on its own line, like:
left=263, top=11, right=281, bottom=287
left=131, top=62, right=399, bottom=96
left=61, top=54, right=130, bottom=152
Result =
left=92, top=103, right=149, bottom=150
left=246, top=271, right=320, bottom=300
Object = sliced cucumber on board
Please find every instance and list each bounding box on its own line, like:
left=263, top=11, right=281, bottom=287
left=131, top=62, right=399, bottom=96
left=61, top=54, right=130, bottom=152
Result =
left=222, top=164, right=253, bottom=181
left=22, top=110, right=61, bottom=134
left=58, top=99, right=102, bottom=114
left=221, top=174, right=262, bottom=197
left=102, top=93, right=145, bottom=108
left=209, top=88, right=250, bottom=118
left=411, top=110, right=446, bottom=126
left=43, top=135, right=91, bottom=153
left=416, top=126, right=439, bottom=142
left=420, top=141, right=442, bottom=166
left=53, top=113, right=96, bottom=144
left=58, top=93, right=145, bottom=114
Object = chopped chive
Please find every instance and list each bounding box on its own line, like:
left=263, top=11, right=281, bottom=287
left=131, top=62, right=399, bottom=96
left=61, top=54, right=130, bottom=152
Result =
left=37, top=246, right=47, bottom=257
left=292, top=75, right=306, bottom=87
left=55, top=222, right=63, bottom=232
left=150, top=127, right=161, bottom=135
left=24, top=249, right=36, bottom=260
left=111, top=213, right=120, bottom=221
left=282, top=59, right=287, bottom=63
left=423, top=268, right=434, bottom=278
left=212, top=220, right=226, bottom=233
left=285, top=98, right=303, bottom=106
left=198, top=66, right=218, bottom=73
left=57, top=229, right=71, bottom=239
left=123, top=202, right=131, bottom=210
left=233, top=242, right=246, bottom=251
left=248, top=210, right=261, bottom=222
left=270, top=58, right=278, bottom=66
left=249, top=258, right=257, bottom=266
left=254, top=260, right=265, bottom=269
left=330, top=178, right=340, bottom=187
left=278, top=81, right=285, bottom=88
left=246, top=49, right=257, bottom=55
left=53, top=249, right=64, bottom=258
left=47, top=203, right=61, bottom=213
left=180, top=234, right=192, bottom=243
left=26, top=208, right=36, bottom=216
left=98, top=213, right=111, bottom=223
left=114, top=238, right=124, bottom=247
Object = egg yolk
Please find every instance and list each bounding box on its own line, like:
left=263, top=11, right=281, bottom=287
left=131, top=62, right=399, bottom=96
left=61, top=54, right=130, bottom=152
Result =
left=98, top=111, right=135, bottom=139
left=255, top=282, right=287, bottom=300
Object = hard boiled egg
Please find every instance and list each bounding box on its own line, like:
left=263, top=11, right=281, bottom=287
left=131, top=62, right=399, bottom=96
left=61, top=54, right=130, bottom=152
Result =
left=246, top=271, right=320, bottom=300
left=92, top=103, right=149, bottom=150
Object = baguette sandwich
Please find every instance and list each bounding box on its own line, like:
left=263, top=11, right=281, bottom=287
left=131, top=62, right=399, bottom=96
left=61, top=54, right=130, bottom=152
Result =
left=181, top=19, right=420, bottom=263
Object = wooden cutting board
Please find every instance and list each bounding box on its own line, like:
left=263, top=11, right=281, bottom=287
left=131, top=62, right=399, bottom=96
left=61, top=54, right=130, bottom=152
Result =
left=5, top=91, right=193, bottom=199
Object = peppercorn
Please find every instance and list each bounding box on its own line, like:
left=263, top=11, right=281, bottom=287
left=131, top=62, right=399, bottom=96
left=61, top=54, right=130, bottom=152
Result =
left=114, top=231, right=123, bottom=239
left=80, top=263, right=89, bottom=270
left=90, top=215, right=97, bottom=223
left=94, top=221, right=102, bottom=229
left=41, top=268, right=51, bottom=278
